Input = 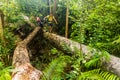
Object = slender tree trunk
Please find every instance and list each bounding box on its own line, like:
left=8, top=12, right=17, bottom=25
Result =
left=0, top=10, right=4, bottom=41
left=53, top=0, right=57, bottom=17
left=12, top=27, right=42, bottom=80
left=65, top=1, right=69, bottom=38
left=49, top=0, right=52, bottom=14
left=5, top=0, right=7, bottom=4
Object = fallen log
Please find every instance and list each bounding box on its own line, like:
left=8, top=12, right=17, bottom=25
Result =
left=12, top=27, right=42, bottom=80
left=23, top=16, right=120, bottom=77
left=43, top=31, right=120, bottom=77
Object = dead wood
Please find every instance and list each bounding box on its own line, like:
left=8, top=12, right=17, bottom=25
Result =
left=43, top=32, right=120, bottom=77
left=24, top=16, right=120, bottom=77
left=12, top=27, right=42, bottom=80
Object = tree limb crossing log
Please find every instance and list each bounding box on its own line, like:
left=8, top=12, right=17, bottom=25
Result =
left=43, top=31, right=120, bottom=77
left=12, top=27, right=42, bottom=80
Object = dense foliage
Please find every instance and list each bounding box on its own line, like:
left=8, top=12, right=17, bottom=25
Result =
left=0, top=0, right=120, bottom=79
left=0, top=62, right=11, bottom=80
left=70, top=0, right=120, bottom=56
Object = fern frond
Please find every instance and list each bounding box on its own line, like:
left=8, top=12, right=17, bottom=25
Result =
left=77, top=69, right=120, bottom=80
left=42, top=56, right=71, bottom=80
left=85, top=58, right=100, bottom=68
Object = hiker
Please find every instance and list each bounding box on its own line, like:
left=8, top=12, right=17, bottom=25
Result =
left=44, top=13, right=58, bottom=32
left=36, top=17, right=44, bottom=27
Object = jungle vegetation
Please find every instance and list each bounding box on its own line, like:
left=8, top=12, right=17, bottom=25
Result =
left=0, top=0, right=120, bottom=80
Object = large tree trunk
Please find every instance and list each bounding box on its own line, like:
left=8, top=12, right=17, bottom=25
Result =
left=12, top=27, right=42, bottom=80
left=24, top=17, right=120, bottom=77
left=43, top=31, right=120, bottom=77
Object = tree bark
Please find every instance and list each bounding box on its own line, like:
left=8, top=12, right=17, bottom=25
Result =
left=43, top=31, right=120, bottom=77
left=0, top=10, right=4, bottom=41
left=53, top=0, right=57, bottom=17
left=49, top=0, right=52, bottom=14
left=12, top=27, right=42, bottom=80
left=65, top=1, right=69, bottom=38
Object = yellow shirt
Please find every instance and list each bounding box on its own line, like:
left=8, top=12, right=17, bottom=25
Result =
left=46, top=15, right=54, bottom=22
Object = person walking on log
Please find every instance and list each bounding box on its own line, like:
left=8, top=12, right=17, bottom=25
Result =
left=36, top=17, right=44, bottom=28
left=44, top=13, right=58, bottom=32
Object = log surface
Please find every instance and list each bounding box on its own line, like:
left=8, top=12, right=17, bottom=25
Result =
left=43, top=31, right=120, bottom=77
left=12, top=27, right=42, bottom=80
